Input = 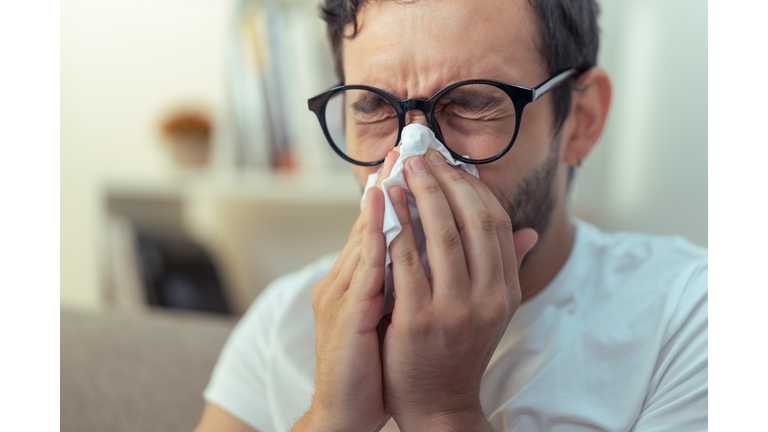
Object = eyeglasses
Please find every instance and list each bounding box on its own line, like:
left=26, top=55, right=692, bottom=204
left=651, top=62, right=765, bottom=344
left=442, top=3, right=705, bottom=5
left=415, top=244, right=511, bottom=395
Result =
left=308, top=68, right=577, bottom=166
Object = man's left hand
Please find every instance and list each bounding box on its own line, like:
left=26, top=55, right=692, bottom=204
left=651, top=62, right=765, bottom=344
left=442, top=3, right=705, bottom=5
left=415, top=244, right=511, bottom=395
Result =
left=381, top=149, right=538, bottom=432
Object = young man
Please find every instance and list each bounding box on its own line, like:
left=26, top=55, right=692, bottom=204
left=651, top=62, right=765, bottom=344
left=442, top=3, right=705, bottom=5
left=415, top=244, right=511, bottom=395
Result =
left=196, top=0, right=708, bottom=431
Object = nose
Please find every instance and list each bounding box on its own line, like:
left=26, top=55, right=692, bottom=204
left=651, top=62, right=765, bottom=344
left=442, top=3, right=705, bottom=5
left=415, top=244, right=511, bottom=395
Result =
left=405, top=110, right=429, bottom=128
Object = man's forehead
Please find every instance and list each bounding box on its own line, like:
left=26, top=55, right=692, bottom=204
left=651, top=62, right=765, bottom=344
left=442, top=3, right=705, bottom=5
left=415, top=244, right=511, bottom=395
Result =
left=342, top=0, right=546, bottom=98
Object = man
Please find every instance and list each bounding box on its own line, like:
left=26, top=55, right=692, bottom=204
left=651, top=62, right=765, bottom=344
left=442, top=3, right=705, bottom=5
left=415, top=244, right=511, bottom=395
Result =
left=196, top=0, right=708, bottom=431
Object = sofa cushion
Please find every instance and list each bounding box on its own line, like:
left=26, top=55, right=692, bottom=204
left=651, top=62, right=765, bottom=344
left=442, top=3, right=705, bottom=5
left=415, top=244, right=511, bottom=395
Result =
left=61, top=308, right=236, bottom=432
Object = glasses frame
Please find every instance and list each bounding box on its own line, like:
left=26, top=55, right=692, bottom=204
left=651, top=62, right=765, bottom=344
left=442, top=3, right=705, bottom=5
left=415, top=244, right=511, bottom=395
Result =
left=308, top=68, right=577, bottom=166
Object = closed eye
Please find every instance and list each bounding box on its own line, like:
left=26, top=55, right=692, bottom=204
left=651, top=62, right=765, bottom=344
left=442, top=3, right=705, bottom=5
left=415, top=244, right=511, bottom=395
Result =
left=436, top=86, right=510, bottom=119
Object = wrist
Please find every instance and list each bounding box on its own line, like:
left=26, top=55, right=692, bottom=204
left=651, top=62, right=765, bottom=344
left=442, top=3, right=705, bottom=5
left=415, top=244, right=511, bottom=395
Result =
left=293, top=402, right=386, bottom=432
left=396, top=405, right=493, bottom=432
left=291, top=405, right=353, bottom=432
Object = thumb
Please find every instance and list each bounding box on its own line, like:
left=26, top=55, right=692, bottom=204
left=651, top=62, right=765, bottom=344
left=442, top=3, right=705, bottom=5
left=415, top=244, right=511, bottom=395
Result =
left=512, top=228, right=538, bottom=270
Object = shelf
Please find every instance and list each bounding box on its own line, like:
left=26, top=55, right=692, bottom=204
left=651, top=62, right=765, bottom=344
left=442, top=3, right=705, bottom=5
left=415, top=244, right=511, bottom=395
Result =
left=103, top=168, right=364, bottom=207
left=195, top=169, right=363, bottom=206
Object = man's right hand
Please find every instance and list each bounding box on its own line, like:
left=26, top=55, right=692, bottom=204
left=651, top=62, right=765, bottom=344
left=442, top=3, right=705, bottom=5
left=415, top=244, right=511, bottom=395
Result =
left=291, top=152, right=400, bottom=432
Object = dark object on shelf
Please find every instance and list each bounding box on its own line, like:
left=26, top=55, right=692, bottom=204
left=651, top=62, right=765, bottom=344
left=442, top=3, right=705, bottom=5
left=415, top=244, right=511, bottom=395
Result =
left=135, top=231, right=231, bottom=315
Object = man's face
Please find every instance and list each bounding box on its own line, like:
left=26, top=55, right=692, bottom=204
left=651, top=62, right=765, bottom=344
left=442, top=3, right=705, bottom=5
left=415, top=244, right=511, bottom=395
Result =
left=343, top=0, right=569, bottom=236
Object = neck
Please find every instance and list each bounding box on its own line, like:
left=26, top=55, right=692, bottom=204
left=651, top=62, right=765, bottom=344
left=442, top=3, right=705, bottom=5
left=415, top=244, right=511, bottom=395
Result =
left=517, top=202, right=575, bottom=303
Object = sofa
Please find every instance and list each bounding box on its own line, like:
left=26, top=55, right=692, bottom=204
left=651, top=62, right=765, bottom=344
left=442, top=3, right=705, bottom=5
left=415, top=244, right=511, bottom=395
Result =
left=61, top=308, right=237, bottom=432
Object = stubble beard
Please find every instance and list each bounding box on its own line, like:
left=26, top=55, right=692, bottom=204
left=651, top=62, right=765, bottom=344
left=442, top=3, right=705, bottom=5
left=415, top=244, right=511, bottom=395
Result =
left=498, top=135, right=561, bottom=246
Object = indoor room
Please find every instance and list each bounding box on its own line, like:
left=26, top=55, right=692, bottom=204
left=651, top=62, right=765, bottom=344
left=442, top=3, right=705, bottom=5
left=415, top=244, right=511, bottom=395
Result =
left=58, top=0, right=707, bottom=430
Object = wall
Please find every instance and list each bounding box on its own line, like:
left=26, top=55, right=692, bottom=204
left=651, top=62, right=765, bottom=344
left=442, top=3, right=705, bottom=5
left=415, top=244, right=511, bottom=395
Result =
left=61, top=0, right=228, bottom=309
left=573, top=0, right=707, bottom=247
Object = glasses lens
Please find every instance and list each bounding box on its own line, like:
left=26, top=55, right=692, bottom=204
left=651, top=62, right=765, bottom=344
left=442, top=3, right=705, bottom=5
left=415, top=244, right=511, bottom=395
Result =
left=325, top=89, right=398, bottom=164
left=433, top=84, right=517, bottom=161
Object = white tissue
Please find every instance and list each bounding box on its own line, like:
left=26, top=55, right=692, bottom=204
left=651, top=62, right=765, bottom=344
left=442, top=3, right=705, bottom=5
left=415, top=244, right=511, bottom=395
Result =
left=360, top=123, right=480, bottom=316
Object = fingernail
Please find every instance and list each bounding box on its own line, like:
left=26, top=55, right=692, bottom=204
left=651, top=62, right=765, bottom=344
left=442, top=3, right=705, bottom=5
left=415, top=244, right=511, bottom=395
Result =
left=428, top=151, right=446, bottom=165
left=389, top=187, right=403, bottom=206
left=409, top=156, right=427, bottom=173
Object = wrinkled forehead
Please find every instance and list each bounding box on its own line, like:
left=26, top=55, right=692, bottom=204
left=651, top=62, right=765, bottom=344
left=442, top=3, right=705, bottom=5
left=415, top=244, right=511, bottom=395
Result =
left=342, top=0, right=547, bottom=99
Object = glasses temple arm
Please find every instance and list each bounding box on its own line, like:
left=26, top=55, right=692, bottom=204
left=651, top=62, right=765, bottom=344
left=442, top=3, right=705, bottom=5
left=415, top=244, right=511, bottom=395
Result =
left=531, top=68, right=578, bottom=101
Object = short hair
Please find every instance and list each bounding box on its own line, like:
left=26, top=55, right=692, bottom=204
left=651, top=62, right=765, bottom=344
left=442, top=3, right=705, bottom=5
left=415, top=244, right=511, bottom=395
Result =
left=319, top=0, right=600, bottom=135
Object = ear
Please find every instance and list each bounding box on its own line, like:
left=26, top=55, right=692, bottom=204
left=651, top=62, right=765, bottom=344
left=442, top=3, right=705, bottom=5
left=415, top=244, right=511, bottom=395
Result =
left=562, top=67, right=612, bottom=166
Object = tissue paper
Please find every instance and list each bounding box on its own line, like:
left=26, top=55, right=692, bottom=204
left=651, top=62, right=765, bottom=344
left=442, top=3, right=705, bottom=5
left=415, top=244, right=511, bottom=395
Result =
left=361, top=123, right=480, bottom=316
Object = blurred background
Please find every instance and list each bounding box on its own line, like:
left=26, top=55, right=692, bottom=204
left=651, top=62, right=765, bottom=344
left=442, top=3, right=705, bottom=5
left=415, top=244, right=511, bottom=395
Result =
left=60, top=0, right=705, bottom=429
left=61, top=0, right=707, bottom=316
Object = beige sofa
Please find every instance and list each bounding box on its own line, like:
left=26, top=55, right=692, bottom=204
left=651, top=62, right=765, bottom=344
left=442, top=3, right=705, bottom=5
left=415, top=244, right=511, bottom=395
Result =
left=61, top=308, right=237, bottom=432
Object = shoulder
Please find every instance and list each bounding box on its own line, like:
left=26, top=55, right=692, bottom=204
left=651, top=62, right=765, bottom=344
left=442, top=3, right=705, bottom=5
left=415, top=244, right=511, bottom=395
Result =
left=576, top=226, right=710, bottom=430
left=579, top=221, right=708, bottom=368
left=576, top=220, right=707, bottom=302
left=579, top=220, right=707, bottom=273
left=571, top=221, right=708, bottom=357
left=486, top=224, right=707, bottom=431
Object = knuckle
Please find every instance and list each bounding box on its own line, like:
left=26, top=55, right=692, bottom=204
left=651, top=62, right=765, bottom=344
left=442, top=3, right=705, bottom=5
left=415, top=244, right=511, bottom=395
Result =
left=435, top=225, right=462, bottom=251
left=454, top=216, right=466, bottom=235
left=398, top=211, right=413, bottom=231
left=421, top=178, right=443, bottom=196
left=348, top=233, right=363, bottom=250
left=496, top=211, right=514, bottom=235
left=394, top=243, right=423, bottom=269
left=443, top=165, right=466, bottom=184
left=351, top=225, right=365, bottom=247
left=357, top=253, right=372, bottom=270
left=360, top=217, right=370, bottom=234
left=407, top=309, right=434, bottom=334
left=449, top=306, right=473, bottom=330
left=359, top=248, right=384, bottom=270
left=472, top=209, right=497, bottom=234
left=491, top=295, right=511, bottom=320
left=350, top=217, right=364, bottom=239
left=479, top=295, right=508, bottom=325
left=311, top=281, right=327, bottom=311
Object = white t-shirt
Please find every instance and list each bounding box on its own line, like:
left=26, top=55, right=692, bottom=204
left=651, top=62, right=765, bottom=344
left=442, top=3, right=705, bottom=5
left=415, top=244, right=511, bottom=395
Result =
left=204, top=220, right=708, bottom=432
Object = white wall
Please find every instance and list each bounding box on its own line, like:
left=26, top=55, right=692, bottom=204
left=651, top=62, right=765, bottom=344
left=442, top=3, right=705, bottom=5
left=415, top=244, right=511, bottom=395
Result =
left=61, top=0, right=229, bottom=309
left=572, top=0, right=707, bottom=247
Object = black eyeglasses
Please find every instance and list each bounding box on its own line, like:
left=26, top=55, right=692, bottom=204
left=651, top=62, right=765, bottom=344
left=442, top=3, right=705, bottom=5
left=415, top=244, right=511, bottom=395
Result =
left=308, top=68, right=577, bottom=166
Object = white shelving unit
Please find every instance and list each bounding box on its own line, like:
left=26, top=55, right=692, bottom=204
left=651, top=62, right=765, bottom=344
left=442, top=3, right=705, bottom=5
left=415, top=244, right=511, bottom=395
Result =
left=85, top=0, right=366, bottom=314
left=103, top=166, right=365, bottom=315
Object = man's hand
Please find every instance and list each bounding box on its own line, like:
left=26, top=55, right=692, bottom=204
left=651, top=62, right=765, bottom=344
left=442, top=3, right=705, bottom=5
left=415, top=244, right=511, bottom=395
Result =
left=381, top=149, right=538, bottom=432
left=291, top=154, right=399, bottom=432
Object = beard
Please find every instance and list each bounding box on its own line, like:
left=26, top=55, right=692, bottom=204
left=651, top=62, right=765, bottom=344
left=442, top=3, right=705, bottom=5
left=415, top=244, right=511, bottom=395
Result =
left=498, top=136, right=561, bottom=242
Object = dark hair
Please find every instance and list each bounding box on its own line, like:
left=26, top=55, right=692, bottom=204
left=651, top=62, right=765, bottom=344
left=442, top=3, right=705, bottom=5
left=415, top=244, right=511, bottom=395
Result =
left=319, top=0, right=600, bottom=135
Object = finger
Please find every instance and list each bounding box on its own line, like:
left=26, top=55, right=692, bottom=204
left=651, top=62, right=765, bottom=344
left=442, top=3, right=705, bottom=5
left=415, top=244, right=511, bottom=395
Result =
left=512, top=228, right=538, bottom=270
left=425, top=150, right=503, bottom=288
left=332, top=152, right=397, bottom=280
left=375, top=151, right=400, bottom=189
left=459, top=172, right=538, bottom=284
left=403, top=155, right=469, bottom=299
left=328, top=209, right=366, bottom=281
left=348, top=186, right=387, bottom=302
left=387, top=185, right=431, bottom=310
left=338, top=238, right=363, bottom=288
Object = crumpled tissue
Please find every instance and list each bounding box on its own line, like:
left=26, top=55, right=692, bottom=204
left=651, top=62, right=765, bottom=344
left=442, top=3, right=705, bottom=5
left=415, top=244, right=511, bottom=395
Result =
left=360, top=123, right=480, bottom=316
